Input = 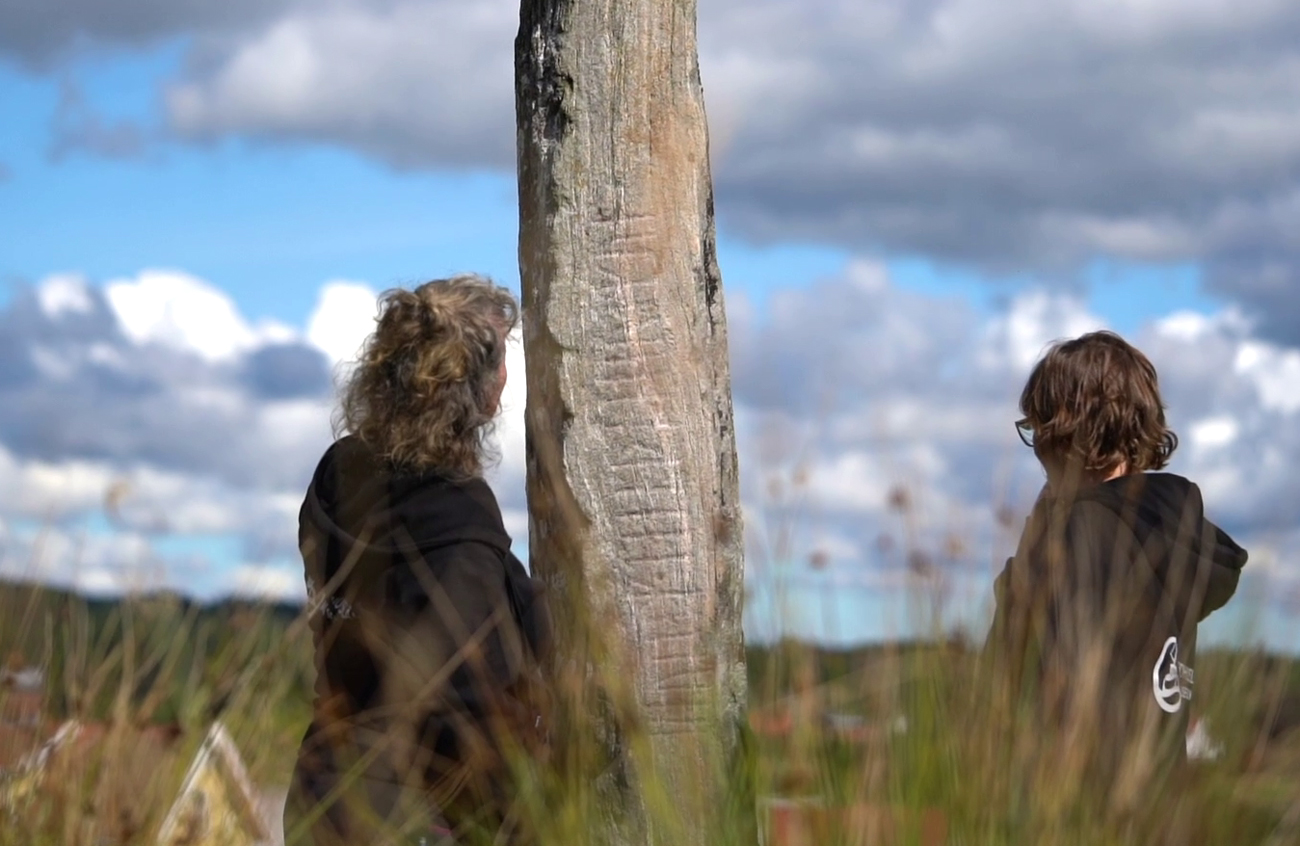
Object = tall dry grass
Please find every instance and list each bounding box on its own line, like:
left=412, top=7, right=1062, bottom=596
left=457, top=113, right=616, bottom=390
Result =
left=0, top=479, right=1296, bottom=845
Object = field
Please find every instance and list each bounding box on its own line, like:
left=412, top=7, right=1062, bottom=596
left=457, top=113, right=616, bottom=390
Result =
left=0, top=580, right=1297, bottom=845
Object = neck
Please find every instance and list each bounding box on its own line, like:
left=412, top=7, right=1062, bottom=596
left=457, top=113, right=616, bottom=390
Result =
left=1045, top=460, right=1130, bottom=494
left=1102, top=461, right=1129, bottom=483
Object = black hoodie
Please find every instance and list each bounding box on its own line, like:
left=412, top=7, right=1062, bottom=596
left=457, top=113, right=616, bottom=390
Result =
left=285, top=436, right=551, bottom=844
left=987, top=472, right=1247, bottom=779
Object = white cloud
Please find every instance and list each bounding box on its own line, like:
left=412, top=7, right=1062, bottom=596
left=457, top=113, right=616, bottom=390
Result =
left=980, top=289, right=1106, bottom=372
left=5, top=262, right=1300, bottom=637
left=166, top=0, right=518, bottom=167
left=1156, top=310, right=1217, bottom=343
left=128, top=0, right=1300, bottom=341
left=499, top=508, right=528, bottom=545
left=37, top=274, right=95, bottom=318
left=1189, top=416, right=1240, bottom=452
left=0, top=523, right=165, bottom=597
left=485, top=330, right=525, bottom=480
left=1234, top=342, right=1300, bottom=414
left=252, top=397, right=336, bottom=468
left=806, top=451, right=892, bottom=516
left=77, top=568, right=127, bottom=596
left=0, top=443, right=118, bottom=519
left=481, top=329, right=528, bottom=552
left=10, top=0, right=1300, bottom=334
left=0, top=271, right=340, bottom=595
left=730, top=261, right=1300, bottom=625
left=0, top=269, right=540, bottom=599
left=231, top=562, right=305, bottom=602
left=105, top=269, right=262, bottom=361
left=306, top=280, right=378, bottom=366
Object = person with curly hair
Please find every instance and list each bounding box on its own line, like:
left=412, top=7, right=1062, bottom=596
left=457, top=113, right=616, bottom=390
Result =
left=986, top=330, right=1247, bottom=802
left=284, top=275, right=551, bottom=846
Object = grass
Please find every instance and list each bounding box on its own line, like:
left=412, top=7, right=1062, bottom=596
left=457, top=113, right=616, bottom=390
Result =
left=751, top=638, right=1299, bottom=845
left=0, top=576, right=1295, bottom=844
left=0, top=583, right=309, bottom=844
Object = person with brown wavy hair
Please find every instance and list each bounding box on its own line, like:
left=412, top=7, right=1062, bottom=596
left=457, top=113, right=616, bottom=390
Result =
left=1016, top=329, right=1178, bottom=489
left=284, top=275, right=551, bottom=846
left=987, top=330, right=1246, bottom=808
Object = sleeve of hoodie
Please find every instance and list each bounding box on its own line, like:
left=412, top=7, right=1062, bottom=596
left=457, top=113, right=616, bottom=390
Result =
left=1198, top=518, right=1247, bottom=620
left=984, top=498, right=1051, bottom=692
left=985, top=498, right=1117, bottom=682
left=985, top=486, right=1055, bottom=649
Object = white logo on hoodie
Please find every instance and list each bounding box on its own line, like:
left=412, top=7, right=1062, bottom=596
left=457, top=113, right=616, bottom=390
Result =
left=1153, top=636, right=1193, bottom=713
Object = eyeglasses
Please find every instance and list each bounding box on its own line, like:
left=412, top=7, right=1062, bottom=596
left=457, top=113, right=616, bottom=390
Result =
left=1015, top=418, right=1035, bottom=448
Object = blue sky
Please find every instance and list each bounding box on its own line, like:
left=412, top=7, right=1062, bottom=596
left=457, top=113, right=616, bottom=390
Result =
left=2, top=0, right=1298, bottom=653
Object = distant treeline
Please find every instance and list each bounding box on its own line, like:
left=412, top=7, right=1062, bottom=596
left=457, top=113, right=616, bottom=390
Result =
left=0, top=578, right=308, bottom=726
left=2, top=579, right=1296, bottom=739
left=746, top=635, right=1300, bottom=743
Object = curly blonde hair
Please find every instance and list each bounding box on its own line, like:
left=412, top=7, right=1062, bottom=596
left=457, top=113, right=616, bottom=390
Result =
left=337, top=275, right=519, bottom=478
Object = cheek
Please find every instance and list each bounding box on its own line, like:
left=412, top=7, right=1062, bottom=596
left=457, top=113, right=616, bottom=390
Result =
left=1033, top=445, right=1061, bottom=478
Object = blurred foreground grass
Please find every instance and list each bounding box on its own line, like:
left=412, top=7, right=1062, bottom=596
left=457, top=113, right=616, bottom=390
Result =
left=0, top=579, right=1296, bottom=845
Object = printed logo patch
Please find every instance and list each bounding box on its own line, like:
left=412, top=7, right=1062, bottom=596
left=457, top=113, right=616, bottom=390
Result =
left=1153, top=636, right=1193, bottom=713
left=305, top=576, right=356, bottom=620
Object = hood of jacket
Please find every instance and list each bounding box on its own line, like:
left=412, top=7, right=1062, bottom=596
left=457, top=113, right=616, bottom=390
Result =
left=1077, top=472, right=1247, bottom=623
left=301, top=435, right=512, bottom=561
left=299, top=436, right=551, bottom=663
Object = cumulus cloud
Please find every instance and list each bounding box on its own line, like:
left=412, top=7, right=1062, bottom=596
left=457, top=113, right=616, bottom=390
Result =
left=0, top=0, right=298, bottom=66
left=306, top=281, right=380, bottom=367
left=10, top=0, right=1300, bottom=332
left=231, top=562, right=306, bottom=603
left=165, top=0, right=518, bottom=168
left=7, top=0, right=1300, bottom=332
left=698, top=0, right=1300, bottom=338
left=11, top=0, right=1257, bottom=340
left=0, top=522, right=172, bottom=598
left=729, top=260, right=1300, bottom=630
left=105, top=269, right=279, bottom=361
left=0, top=270, right=532, bottom=599
left=483, top=330, right=528, bottom=549
left=0, top=272, right=332, bottom=593
left=0, top=442, right=118, bottom=520
left=0, top=261, right=1295, bottom=644
left=0, top=273, right=331, bottom=492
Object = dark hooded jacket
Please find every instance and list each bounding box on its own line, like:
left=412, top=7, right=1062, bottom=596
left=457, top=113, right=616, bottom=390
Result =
left=285, top=436, right=551, bottom=845
left=986, top=472, right=1246, bottom=784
